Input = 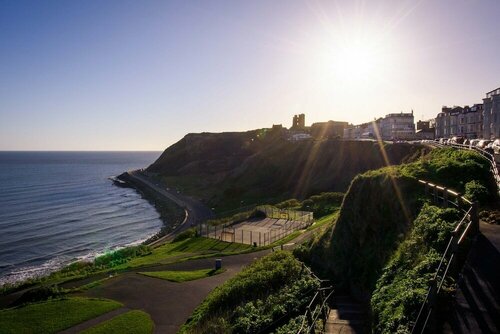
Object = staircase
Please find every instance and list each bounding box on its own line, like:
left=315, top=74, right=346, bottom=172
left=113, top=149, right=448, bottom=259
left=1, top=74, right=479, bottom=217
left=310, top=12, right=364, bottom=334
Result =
left=442, top=223, right=500, bottom=333
left=325, top=296, right=365, bottom=333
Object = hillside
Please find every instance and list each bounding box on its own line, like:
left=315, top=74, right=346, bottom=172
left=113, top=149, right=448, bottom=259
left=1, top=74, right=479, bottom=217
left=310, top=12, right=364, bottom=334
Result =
left=302, top=148, right=494, bottom=331
left=148, top=130, right=430, bottom=212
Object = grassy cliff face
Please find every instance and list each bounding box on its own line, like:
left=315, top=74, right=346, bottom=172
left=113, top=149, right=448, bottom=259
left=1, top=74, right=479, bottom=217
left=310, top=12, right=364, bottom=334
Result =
left=306, top=148, right=492, bottom=301
left=308, top=170, right=424, bottom=299
left=148, top=131, right=429, bottom=211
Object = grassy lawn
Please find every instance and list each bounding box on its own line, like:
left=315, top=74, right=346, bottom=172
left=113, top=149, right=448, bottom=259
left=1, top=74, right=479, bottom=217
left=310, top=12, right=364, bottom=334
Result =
left=0, top=297, right=122, bottom=334
left=81, top=310, right=154, bottom=334
left=139, top=268, right=225, bottom=282
left=118, top=237, right=252, bottom=269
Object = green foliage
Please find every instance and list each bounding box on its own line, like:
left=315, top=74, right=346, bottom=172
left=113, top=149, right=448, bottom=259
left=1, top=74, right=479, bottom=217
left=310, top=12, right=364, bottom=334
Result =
left=306, top=147, right=493, bottom=300
left=274, top=315, right=305, bottom=334
left=371, top=204, right=460, bottom=333
left=94, top=245, right=152, bottom=268
left=464, top=180, right=490, bottom=204
left=299, top=192, right=344, bottom=218
left=180, top=252, right=319, bottom=333
left=400, top=148, right=491, bottom=194
left=139, top=268, right=224, bottom=282
left=0, top=297, right=122, bottom=334
left=173, top=228, right=198, bottom=242
left=81, top=310, right=154, bottom=334
left=13, top=285, right=63, bottom=306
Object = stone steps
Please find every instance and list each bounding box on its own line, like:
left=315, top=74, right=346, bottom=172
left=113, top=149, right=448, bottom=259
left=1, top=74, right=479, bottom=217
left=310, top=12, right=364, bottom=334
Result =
left=325, top=296, right=366, bottom=334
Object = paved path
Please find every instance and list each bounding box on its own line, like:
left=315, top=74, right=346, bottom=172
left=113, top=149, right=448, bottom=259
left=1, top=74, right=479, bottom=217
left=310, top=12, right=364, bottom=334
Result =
left=127, top=171, right=214, bottom=245
left=59, top=307, right=130, bottom=334
left=442, top=222, right=500, bottom=333
left=82, top=250, right=270, bottom=334
left=326, top=296, right=366, bottom=334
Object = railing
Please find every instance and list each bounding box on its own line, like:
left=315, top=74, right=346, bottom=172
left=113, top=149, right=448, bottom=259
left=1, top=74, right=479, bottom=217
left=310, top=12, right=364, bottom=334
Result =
left=297, top=265, right=334, bottom=334
left=411, top=180, right=479, bottom=334
left=425, top=139, right=500, bottom=196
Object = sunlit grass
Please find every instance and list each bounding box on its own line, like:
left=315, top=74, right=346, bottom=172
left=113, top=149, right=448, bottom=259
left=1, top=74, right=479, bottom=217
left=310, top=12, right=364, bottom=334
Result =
left=81, top=310, right=154, bottom=334
left=139, top=268, right=225, bottom=282
left=0, top=297, right=122, bottom=334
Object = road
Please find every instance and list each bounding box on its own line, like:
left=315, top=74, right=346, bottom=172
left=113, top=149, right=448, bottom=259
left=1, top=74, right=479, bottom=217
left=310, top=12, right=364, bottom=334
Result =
left=127, top=170, right=214, bottom=245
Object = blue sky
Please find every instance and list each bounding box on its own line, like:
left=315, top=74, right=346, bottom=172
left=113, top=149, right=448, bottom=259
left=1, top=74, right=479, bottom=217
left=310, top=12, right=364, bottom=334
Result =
left=1, top=0, right=499, bottom=150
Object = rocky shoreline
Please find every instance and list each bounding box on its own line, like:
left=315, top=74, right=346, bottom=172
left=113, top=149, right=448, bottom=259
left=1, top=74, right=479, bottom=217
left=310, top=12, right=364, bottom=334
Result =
left=115, top=172, right=185, bottom=245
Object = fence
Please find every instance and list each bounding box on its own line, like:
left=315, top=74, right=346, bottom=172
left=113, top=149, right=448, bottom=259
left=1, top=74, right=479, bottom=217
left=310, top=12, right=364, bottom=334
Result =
left=256, top=205, right=314, bottom=223
left=411, top=180, right=479, bottom=334
left=427, top=139, right=500, bottom=197
left=198, top=218, right=310, bottom=246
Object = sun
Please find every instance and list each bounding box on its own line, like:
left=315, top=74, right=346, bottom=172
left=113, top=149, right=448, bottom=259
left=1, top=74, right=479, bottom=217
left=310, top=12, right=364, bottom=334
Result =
left=313, top=30, right=392, bottom=90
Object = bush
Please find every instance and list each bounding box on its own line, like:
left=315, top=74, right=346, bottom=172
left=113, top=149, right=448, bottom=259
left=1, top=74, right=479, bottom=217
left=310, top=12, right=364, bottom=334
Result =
left=173, top=228, right=197, bottom=242
left=181, top=252, right=319, bottom=333
left=464, top=180, right=489, bottom=204
left=371, top=204, right=460, bottom=333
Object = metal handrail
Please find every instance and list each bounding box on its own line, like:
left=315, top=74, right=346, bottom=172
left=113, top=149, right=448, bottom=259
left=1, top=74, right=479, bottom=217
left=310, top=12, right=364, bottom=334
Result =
left=296, top=263, right=334, bottom=333
left=411, top=180, right=478, bottom=334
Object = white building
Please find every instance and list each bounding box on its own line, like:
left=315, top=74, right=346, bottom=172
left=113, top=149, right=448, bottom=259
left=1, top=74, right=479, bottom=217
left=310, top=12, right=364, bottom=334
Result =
left=380, top=111, right=415, bottom=140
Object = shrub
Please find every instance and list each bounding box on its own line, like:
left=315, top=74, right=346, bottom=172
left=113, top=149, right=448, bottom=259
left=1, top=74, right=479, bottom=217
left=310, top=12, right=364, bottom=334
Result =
left=464, top=180, right=489, bottom=204
left=181, top=251, right=319, bottom=333
left=371, top=204, right=460, bottom=333
left=173, top=228, right=197, bottom=242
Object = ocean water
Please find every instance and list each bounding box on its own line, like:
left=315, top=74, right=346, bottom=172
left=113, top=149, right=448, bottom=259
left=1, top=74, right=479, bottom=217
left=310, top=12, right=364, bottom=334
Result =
left=0, top=151, right=163, bottom=286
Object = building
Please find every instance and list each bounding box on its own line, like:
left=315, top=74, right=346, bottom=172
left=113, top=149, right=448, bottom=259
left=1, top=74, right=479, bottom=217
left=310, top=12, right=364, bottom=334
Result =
left=415, top=119, right=435, bottom=140
left=417, top=120, right=431, bottom=130
left=483, top=88, right=500, bottom=139
left=379, top=111, right=415, bottom=140
left=435, top=104, right=483, bottom=139
left=310, top=121, right=348, bottom=139
left=291, top=114, right=305, bottom=130
left=343, top=112, right=415, bottom=140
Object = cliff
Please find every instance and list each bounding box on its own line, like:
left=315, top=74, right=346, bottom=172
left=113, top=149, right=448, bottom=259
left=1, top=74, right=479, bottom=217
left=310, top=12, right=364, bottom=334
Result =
left=148, top=130, right=430, bottom=211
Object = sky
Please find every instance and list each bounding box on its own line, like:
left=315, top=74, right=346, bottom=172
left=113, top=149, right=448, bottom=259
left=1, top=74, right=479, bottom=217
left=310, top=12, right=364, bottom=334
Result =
left=1, top=0, right=499, bottom=151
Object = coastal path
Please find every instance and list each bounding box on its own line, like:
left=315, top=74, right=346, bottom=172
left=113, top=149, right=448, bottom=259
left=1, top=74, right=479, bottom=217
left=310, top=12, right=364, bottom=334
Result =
left=127, top=170, right=214, bottom=245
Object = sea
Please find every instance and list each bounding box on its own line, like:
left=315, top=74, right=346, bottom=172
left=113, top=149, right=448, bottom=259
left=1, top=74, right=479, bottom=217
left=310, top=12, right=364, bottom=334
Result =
left=0, top=151, right=163, bottom=286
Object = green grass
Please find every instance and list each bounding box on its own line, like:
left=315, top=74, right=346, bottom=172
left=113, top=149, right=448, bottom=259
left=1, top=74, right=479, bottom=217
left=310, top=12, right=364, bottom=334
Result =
left=306, top=212, right=338, bottom=232
left=139, top=268, right=225, bottom=282
left=0, top=297, right=122, bottom=334
left=81, top=310, right=154, bottom=334
left=120, top=237, right=253, bottom=269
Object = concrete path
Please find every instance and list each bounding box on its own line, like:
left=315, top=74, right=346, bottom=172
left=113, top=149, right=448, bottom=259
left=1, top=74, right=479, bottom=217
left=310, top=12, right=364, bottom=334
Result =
left=326, top=296, right=366, bottom=334
left=127, top=171, right=214, bottom=245
left=83, top=250, right=270, bottom=334
left=442, top=222, right=500, bottom=333
left=59, top=307, right=130, bottom=334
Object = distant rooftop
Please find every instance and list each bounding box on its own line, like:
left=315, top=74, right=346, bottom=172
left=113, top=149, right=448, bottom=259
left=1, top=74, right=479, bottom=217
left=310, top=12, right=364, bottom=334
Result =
left=486, top=87, right=500, bottom=98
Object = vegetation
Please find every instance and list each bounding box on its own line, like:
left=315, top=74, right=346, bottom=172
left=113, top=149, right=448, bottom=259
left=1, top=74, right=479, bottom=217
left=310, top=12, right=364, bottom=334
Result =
left=149, top=132, right=429, bottom=212
left=180, top=251, right=320, bottom=333
left=0, top=297, right=122, bottom=334
left=122, top=237, right=252, bottom=269
left=371, top=204, right=461, bottom=333
left=305, top=147, right=493, bottom=299
left=139, top=268, right=225, bottom=282
left=464, top=180, right=490, bottom=203
left=81, top=310, right=154, bottom=334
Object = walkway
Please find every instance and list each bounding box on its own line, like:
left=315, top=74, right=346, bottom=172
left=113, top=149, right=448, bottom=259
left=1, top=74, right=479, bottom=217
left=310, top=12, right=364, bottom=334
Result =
left=127, top=171, right=214, bottom=245
left=442, top=222, right=500, bottom=333
left=325, top=296, right=366, bottom=334
left=81, top=250, right=270, bottom=334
